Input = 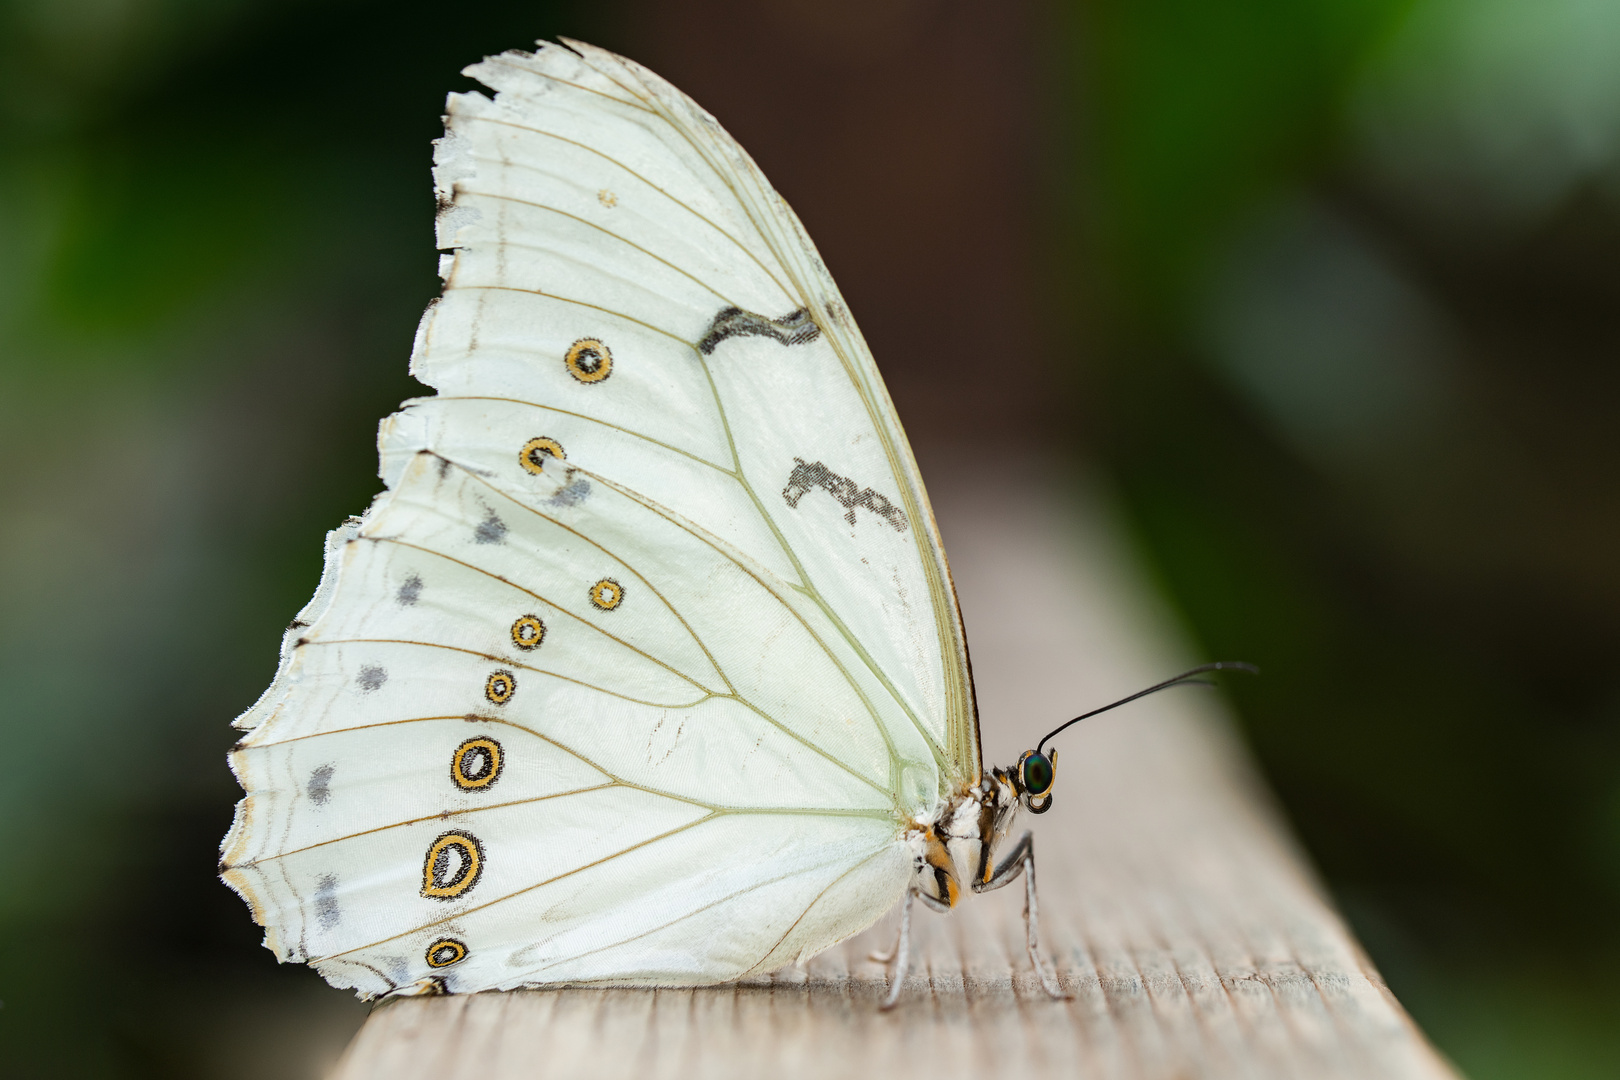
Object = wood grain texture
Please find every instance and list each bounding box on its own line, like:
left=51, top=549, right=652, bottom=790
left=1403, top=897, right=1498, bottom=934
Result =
left=331, top=460, right=1457, bottom=1080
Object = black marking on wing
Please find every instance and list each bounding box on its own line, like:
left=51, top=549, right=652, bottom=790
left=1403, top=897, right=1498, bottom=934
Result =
left=782, top=459, right=908, bottom=532
left=698, top=306, right=820, bottom=355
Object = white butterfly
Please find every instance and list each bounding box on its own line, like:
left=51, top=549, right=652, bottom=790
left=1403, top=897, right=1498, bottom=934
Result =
left=221, top=38, right=1072, bottom=1008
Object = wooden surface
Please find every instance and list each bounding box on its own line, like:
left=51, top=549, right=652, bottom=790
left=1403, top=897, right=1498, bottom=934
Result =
left=332, top=460, right=1458, bottom=1080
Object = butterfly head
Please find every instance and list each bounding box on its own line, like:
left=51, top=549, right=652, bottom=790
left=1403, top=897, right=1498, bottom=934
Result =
left=1011, top=663, right=1261, bottom=818
left=1013, top=748, right=1058, bottom=815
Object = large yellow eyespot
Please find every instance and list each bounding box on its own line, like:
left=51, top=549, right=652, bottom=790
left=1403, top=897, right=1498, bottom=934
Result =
left=421, top=831, right=484, bottom=899
left=484, top=670, right=516, bottom=705
left=519, top=437, right=566, bottom=474
left=425, top=938, right=468, bottom=968
left=510, top=614, right=545, bottom=650
left=589, top=578, right=623, bottom=611
left=565, top=338, right=612, bottom=383
left=451, top=736, right=503, bottom=790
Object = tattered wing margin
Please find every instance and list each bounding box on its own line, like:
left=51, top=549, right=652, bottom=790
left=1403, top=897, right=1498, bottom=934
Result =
left=406, top=40, right=595, bottom=389
left=220, top=514, right=369, bottom=962
left=215, top=42, right=517, bottom=974
left=215, top=42, right=584, bottom=981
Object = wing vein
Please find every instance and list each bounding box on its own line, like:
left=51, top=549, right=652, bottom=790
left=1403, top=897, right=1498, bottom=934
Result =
left=449, top=463, right=902, bottom=796
left=454, top=116, right=795, bottom=301
left=315, top=813, right=720, bottom=962
left=737, top=844, right=894, bottom=978
left=456, top=188, right=740, bottom=308
left=242, top=711, right=894, bottom=814
left=527, top=840, right=892, bottom=979
left=235, top=783, right=620, bottom=864
left=425, top=395, right=735, bottom=475
left=371, top=534, right=721, bottom=693
left=573, top=464, right=914, bottom=785
left=483, top=52, right=656, bottom=114
left=449, top=284, right=697, bottom=353
left=305, top=637, right=710, bottom=709
left=445, top=461, right=733, bottom=693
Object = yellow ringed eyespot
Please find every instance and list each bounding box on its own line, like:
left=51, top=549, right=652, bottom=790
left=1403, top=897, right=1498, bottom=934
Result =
left=425, top=938, right=468, bottom=968
left=565, top=338, right=612, bottom=383
left=451, top=737, right=503, bottom=790
left=519, top=437, right=566, bottom=474
left=589, top=578, right=623, bottom=611
left=510, top=614, right=545, bottom=650
left=484, top=670, right=516, bottom=705
left=421, top=831, right=484, bottom=899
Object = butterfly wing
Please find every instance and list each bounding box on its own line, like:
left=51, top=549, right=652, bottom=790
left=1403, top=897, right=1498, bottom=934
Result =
left=222, top=40, right=975, bottom=995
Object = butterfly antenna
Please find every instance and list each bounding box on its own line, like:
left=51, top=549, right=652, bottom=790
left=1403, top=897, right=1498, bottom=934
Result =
left=1035, top=662, right=1259, bottom=754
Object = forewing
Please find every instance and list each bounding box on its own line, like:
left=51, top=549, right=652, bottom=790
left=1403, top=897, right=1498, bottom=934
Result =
left=415, top=40, right=978, bottom=778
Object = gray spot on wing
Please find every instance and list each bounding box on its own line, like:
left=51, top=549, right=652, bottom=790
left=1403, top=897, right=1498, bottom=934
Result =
left=475, top=509, right=508, bottom=544
left=358, top=665, right=387, bottom=693
left=547, top=468, right=591, bottom=509
left=383, top=955, right=412, bottom=985
left=308, top=764, right=335, bottom=805
left=397, top=574, right=423, bottom=606
left=315, top=874, right=341, bottom=930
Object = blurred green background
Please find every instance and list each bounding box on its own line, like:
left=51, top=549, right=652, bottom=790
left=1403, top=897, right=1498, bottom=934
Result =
left=2, top=0, right=1617, bottom=1076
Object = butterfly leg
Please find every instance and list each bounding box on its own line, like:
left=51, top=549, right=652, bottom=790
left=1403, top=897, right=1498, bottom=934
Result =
left=972, top=831, right=1069, bottom=999
left=877, top=887, right=915, bottom=1010
left=868, top=889, right=908, bottom=963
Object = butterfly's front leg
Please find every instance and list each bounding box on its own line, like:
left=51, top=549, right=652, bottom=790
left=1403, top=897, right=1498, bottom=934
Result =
left=972, top=831, right=1069, bottom=999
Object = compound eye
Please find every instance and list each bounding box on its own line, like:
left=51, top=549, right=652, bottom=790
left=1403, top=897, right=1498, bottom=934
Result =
left=1020, top=750, right=1054, bottom=796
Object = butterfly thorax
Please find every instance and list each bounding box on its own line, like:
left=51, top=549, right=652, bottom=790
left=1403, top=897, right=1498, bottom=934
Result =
left=907, top=769, right=1022, bottom=911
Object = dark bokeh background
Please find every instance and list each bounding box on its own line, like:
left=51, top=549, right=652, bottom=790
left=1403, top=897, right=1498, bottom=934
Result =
left=3, top=1, right=1617, bottom=1076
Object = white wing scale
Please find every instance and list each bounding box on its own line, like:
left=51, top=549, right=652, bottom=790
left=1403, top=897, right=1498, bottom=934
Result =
left=224, top=40, right=973, bottom=995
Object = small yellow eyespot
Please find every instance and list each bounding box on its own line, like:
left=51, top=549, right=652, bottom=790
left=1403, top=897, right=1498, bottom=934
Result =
left=510, top=614, right=545, bottom=650
left=598, top=189, right=618, bottom=208
left=425, top=937, right=468, bottom=968
left=589, top=578, right=623, bottom=611
left=519, top=437, right=566, bottom=474
left=565, top=338, right=612, bottom=383
left=484, top=670, right=516, bottom=705
left=421, top=831, right=483, bottom=899
left=451, top=736, right=503, bottom=790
